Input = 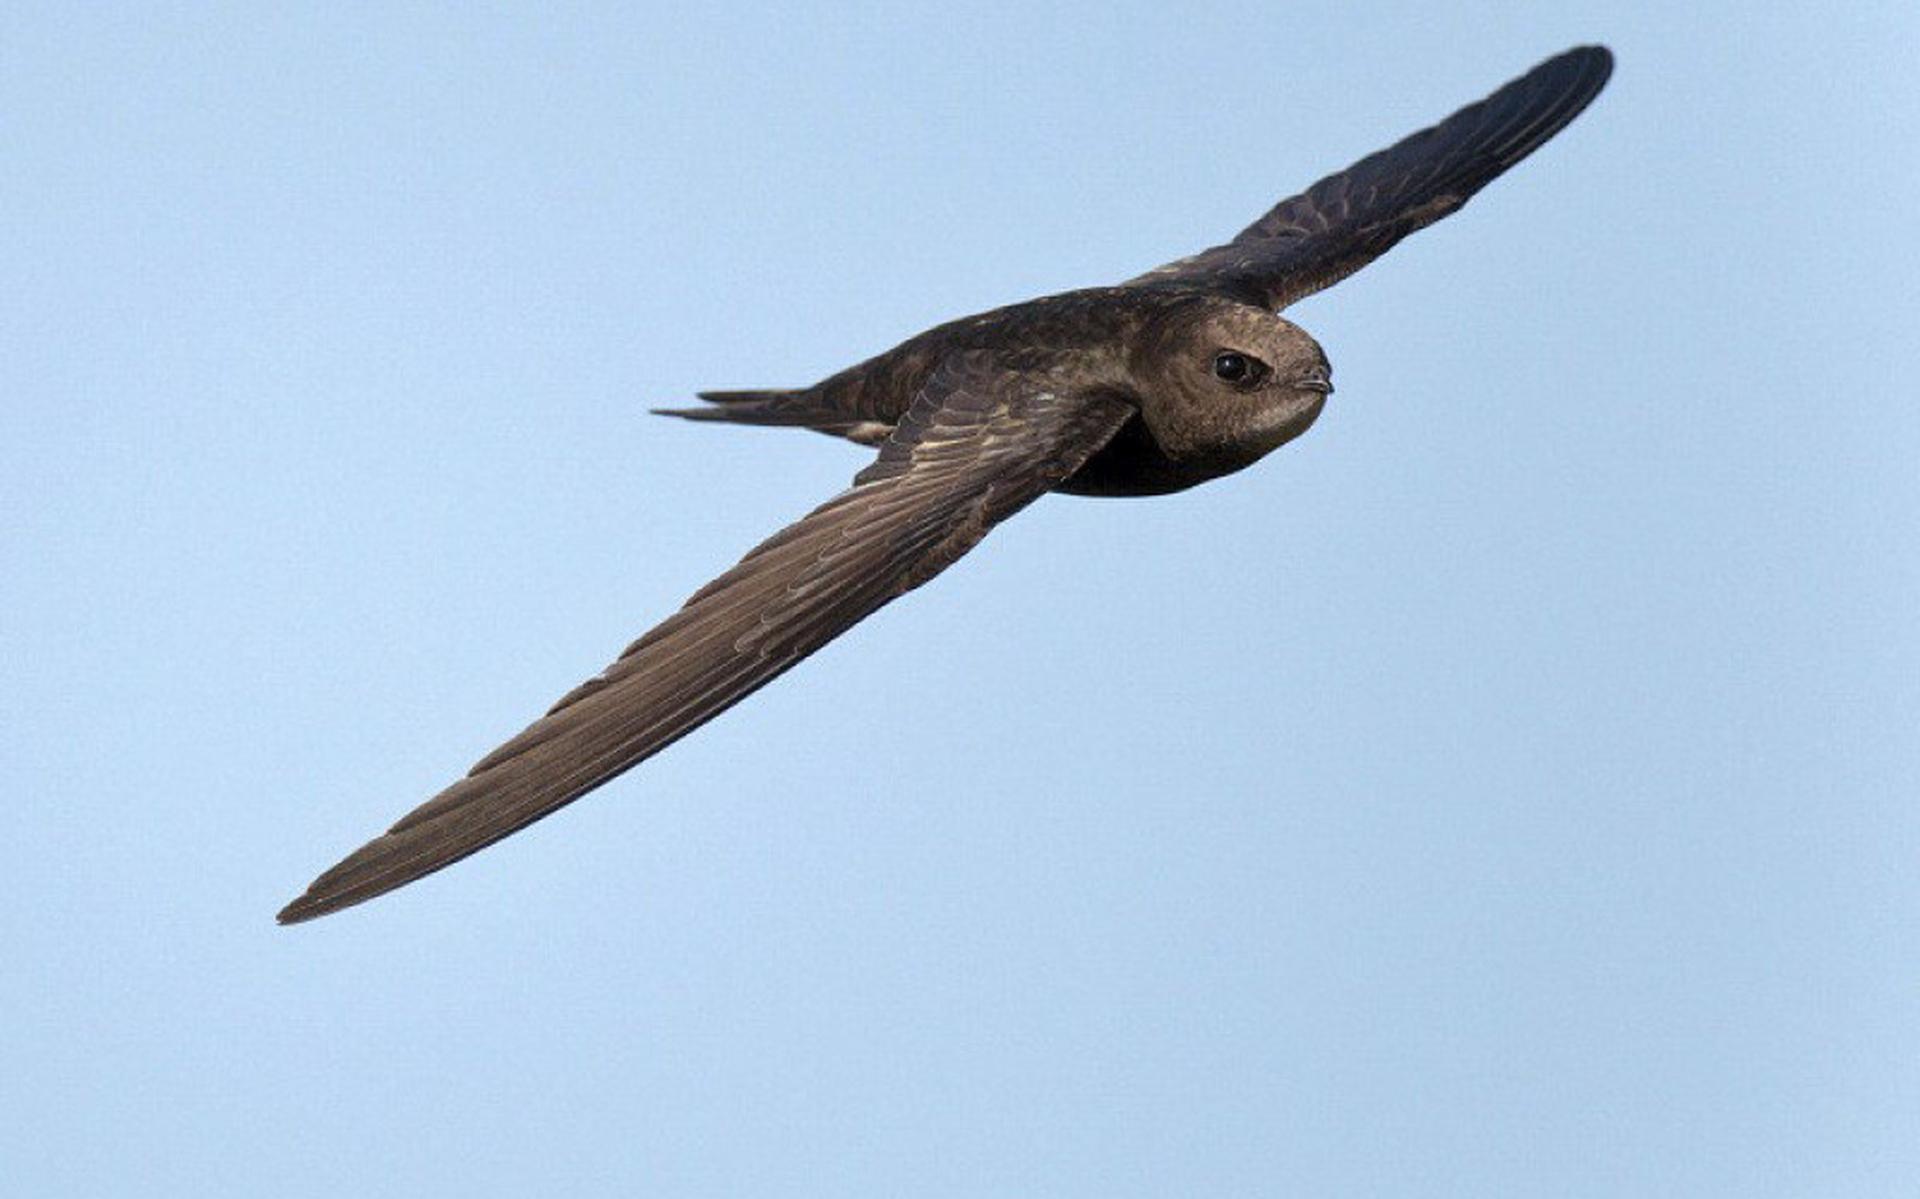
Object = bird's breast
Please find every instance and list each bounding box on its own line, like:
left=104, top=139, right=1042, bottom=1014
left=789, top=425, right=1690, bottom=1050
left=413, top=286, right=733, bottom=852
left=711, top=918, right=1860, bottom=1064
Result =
left=1057, top=391, right=1326, bottom=498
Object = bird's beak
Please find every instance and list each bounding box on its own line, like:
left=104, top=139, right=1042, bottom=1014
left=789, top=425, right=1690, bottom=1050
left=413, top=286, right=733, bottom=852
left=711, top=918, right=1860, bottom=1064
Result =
left=1296, top=368, right=1334, bottom=395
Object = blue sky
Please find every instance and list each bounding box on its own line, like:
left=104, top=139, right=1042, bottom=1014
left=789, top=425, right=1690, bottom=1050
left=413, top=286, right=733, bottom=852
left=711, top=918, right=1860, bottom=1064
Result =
left=5, top=3, right=1917, bottom=1195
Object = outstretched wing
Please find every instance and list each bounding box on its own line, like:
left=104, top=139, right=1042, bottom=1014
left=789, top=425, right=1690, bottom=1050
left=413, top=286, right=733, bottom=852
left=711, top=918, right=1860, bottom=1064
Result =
left=279, top=355, right=1135, bottom=923
left=1132, top=45, right=1612, bottom=310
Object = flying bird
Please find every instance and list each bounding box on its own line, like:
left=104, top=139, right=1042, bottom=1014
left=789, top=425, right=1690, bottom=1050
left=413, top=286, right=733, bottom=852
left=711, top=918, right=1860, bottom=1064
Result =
left=279, top=45, right=1613, bottom=923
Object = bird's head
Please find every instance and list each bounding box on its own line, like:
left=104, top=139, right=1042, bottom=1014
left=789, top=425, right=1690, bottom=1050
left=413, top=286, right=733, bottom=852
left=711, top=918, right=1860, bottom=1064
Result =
left=1128, top=298, right=1332, bottom=471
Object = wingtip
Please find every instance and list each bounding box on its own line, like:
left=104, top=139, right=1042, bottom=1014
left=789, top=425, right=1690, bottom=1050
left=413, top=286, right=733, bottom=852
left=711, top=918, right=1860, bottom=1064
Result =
left=275, top=895, right=318, bottom=926
left=276, top=878, right=352, bottom=924
left=276, top=861, right=376, bottom=925
left=276, top=882, right=379, bottom=925
left=1559, top=44, right=1615, bottom=84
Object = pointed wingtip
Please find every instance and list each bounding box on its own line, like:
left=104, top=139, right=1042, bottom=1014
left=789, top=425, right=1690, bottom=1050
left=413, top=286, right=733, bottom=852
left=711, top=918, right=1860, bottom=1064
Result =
left=274, top=845, right=412, bottom=926
left=276, top=859, right=382, bottom=925
left=1558, top=44, right=1615, bottom=86
left=276, top=889, right=331, bottom=925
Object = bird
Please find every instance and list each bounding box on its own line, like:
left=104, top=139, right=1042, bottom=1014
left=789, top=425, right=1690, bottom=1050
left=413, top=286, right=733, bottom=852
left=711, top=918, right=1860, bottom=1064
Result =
left=278, top=45, right=1613, bottom=924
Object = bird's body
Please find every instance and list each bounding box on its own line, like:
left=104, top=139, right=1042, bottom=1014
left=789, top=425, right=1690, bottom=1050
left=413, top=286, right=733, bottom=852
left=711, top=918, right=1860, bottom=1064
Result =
left=668, top=286, right=1333, bottom=497
left=280, top=45, right=1614, bottom=924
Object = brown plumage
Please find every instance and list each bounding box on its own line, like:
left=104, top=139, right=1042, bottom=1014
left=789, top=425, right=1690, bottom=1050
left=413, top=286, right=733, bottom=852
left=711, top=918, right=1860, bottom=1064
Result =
left=279, top=45, right=1612, bottom=924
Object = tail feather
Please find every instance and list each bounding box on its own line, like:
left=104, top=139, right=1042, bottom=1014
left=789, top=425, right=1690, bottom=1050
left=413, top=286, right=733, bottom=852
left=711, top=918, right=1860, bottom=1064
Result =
left=650, top=389, right=811, bottom=426
left=695, top=389, right=802, bottom=407
left=652, top=389, right=893, bottom=447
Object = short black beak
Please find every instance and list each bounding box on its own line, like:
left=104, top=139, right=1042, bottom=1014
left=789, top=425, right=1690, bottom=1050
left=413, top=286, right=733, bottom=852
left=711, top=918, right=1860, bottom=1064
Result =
left=1297, top=368, right=1334, bottom=395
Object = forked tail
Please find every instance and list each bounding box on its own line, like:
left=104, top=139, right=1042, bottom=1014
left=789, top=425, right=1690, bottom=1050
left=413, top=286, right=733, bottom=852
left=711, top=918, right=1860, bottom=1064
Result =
left=652, top=390, right=892, bottom=447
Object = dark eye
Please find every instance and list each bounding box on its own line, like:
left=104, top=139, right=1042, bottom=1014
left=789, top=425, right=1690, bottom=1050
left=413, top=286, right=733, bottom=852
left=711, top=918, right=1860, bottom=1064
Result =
left=1212, top=351, right=1268, bottom=387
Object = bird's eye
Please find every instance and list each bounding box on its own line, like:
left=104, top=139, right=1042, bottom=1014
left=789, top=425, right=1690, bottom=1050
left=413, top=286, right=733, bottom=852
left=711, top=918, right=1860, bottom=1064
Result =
left=1212, top=351, right=1268, bottom=387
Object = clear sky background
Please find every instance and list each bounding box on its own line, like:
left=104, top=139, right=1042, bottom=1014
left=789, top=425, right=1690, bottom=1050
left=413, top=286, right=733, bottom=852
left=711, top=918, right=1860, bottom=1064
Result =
left=5, top=3, right=1917, bottom=1195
